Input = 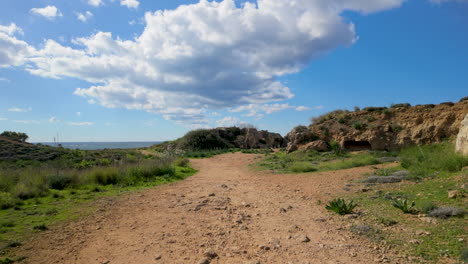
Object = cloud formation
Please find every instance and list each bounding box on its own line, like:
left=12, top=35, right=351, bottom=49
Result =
left=121, top=0, right=140, bottom=9
left=13, top=120, right=40, bottom=124
left=1, top=0, right=404, bottom=126
left=216, top=116, right=241, bottom=127
left=30, top=6, right=63, bottom=20
left=76, top=11, right=93, bottom=22
left=88, top=0, right=104, bottom=7
left=8, top=107, right=32, bottom=112
left=69, top=122, right=94, bottom=126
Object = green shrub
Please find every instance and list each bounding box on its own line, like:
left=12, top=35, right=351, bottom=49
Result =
left=418, top=201, right=437, bottom=214
left=0, top=258, right=14, bottom=264
left=46, top=174, right=73, bottom=190
left=459, top=96, right=468, bottom=102
left=389, top=123, right=403, bottom=133
left=174, top=158, right=189, bottom=167
left=289, top=162, right=317, bottom=173
left=311, top=110, right=350, bottom=125
left=393, top=199, right=416, bottom=214
left=390, top=103, right=411, bottom=108
left=89, top=167, right=120, bottom=185
left=0, top=192, right=20, bottom=210
left=400, top=142, right=468, bottom=177
left=363, top=106, right=387, bottom=112
left=12, top=182, right=48, bottom=200
left=378, top=217, right=397, bottom=226
left=352, top=122, right=366, bottom=130
left=178, top=129, right=230, bottom=150
left=325, top=198, right=357, bottom=215
left=33, top=224, right=48, bottom=231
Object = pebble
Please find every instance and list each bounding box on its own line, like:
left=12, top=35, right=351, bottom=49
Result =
left=204, top=248, right=218, bottom=259
left=299, top=235, right=310, bottom=243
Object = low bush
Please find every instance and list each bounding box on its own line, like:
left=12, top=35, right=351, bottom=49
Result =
left=378, top=217, right=397, bottom=226
left=88, top=167, right=120, bottom=185
left=390, top=103, right=411, bottom=108
left=363, top=176, right=404, bottom=184
left=46, top=174, right=73, bottom=190
left=12, top=182, right=48, bottom=200
left=289, top=162, right=317, bottom=173
left=350, top=224, right=384, bottom=242
left=311, top=110, right=350, bottom=125
left=325, top=198, right=357, bottom=215
left=400, top=142, right=468, bottom=177
left=352, top=122, right=366, bottom=130
left=174, top=158, right=189, bottom=167
left=418, top=201, right=437, bottom=214
left=363, top=106, right=388, bottom=112
left=178, top=129, right=231, bottom=151
left=428, top=207, right=465, bottom=219
left=33, top=224, right=48, bottom=231
left=0, top=192, right=20, bottom=210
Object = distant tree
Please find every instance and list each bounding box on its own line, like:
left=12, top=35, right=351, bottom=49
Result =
left=1, top=131, right=29, bottom=142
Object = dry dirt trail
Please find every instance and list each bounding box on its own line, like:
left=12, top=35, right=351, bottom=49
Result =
left=19, top=153, right=407, bottom=264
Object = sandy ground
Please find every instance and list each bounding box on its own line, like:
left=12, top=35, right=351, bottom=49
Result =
left=17, top=153, right=408, bottom=264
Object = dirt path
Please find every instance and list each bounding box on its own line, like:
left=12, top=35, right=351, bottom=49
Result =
left=18, top=153, right=406, bottom=264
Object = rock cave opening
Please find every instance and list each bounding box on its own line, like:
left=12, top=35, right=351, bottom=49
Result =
left=343, top=140, right=372, bottom=151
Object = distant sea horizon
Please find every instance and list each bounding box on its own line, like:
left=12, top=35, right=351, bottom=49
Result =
left=36, top=141, right=162, bottom=150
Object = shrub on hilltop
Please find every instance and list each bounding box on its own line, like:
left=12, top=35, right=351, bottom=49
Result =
left=177, top=129, right=231, bottom=151
left=1, top=131, right=29, bottom=143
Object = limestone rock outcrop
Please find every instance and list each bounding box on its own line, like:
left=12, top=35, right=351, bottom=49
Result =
left=287, top=100, right=468, bottom=152
left=456, top=114, right=468, bottom=155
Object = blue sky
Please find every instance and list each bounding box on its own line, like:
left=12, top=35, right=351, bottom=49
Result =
left=0, top=0, right=467, bottom=142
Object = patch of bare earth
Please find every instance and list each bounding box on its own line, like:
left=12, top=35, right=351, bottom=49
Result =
left=16, top=153, right=409, bottom=264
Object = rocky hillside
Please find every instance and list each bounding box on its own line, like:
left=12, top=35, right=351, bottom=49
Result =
left=156, top=127, right=286, bottom=152
left=0, top=136, right=67, bottom=161
left=287, top=98, right=468, bottom=152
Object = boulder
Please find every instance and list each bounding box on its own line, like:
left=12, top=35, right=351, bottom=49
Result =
left=285, top=126, right=318, bottom=153
left=456, top=114, right=468, bottom=155
left=300, top=140, right=329, bottom=152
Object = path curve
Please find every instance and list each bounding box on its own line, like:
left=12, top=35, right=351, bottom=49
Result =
left=18, top=153, right=406, bottom=264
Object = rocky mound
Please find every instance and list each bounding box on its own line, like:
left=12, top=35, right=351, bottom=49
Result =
left=157, top=127, right=286, bottom=152
left=287, top=99, right=468, bottom=152
left=0, top=136, right=67, bottom=161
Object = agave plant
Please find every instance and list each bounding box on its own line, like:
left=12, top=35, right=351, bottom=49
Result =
left=325, top=198, right=358, bottom=215
left=393, top=199, right=416, bottom=214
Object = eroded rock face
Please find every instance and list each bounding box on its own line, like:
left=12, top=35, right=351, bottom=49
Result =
left=287, top=100, right=468, bottom=152
left=234, top=128, right=286, bottom=149
left=456, top=114, right=468, bottom=155
left=285, top=126, right=319, bottom=153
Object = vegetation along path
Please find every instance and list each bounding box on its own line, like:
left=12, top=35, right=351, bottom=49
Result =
left=17, top=153, right=409, bottom=264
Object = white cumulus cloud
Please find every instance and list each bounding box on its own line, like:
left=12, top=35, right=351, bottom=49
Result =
left=0, top=23, right=23, bottom=36
left=76, top=11, right=93, bottom=23
left=88, top=0, right=104, bottom=7
left=1, top=0, right=404, bottom=126
left=30, top=6, right=63, bottom=20
left=121, top=0, right=139, bottom=9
